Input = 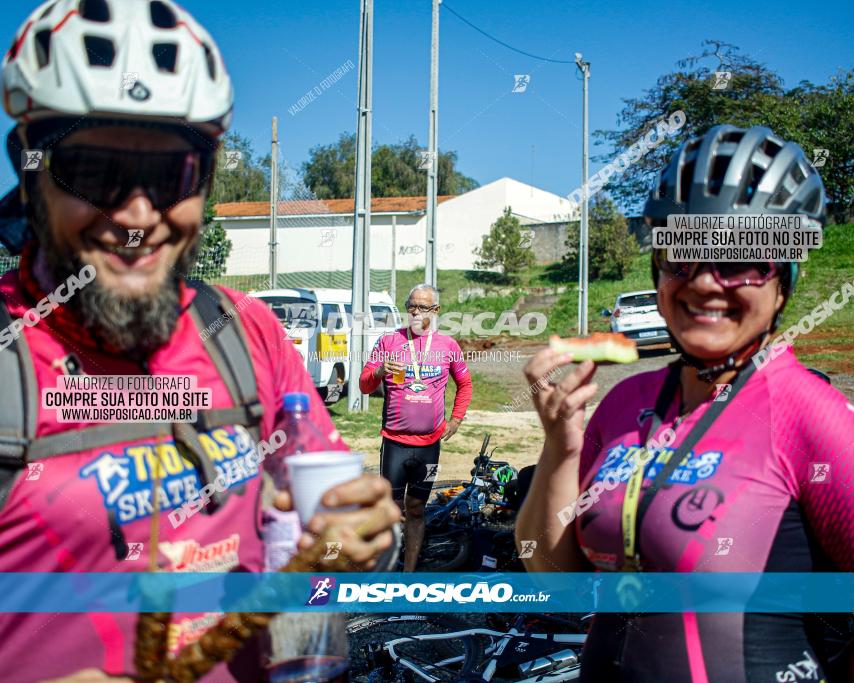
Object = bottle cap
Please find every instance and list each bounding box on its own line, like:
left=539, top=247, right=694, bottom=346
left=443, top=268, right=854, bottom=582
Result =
left=282, top=392, right=310, bottom=413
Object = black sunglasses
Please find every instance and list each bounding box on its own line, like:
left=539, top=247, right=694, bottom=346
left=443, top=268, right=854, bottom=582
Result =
left=45, top=145, right=216, bottom=210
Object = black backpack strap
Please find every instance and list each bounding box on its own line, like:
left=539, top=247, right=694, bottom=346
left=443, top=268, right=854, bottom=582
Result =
left=187, top=280, right=265, bottom=438
left=0, top=295, right=38, bottom=507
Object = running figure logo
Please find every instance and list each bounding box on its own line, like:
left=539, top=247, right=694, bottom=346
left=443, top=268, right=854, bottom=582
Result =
left=424, top=464, right=441, bottom=483
left=811, top=149, right=829, bottom=168
left=519, top=540, right=537, bottom=559
left=713, top=384, right=731, bottom=402
left=810, top=462, right=831, bottom=483
left=21, top=150, right=44, bottom=171
left=513, top=74, right=530, bottom=93
left=306, top=576, right=336, bottom=606
left=25, top=463, right=44, bottom=481
left=714, top=537, right=733, bottom=556
left=711, top=71, right=732, bottom=90
left=323, top=542, right=342, bottom=560
left=223, top=150, right=243, bottom=170
left=125, top=543, right=144, bottom=560
left=125, top=230, right=144, bottom=248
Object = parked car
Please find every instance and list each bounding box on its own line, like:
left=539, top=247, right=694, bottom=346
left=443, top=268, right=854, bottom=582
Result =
left=603, top=289, right=671, bottom=347
left=250, top=287, right=401, bottom=404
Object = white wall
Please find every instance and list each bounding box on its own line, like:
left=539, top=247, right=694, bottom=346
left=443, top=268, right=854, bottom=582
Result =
left=216, top=178, right=577, bottom=275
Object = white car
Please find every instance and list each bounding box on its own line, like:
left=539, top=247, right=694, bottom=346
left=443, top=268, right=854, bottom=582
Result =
left=251, top=287, right=401, bottom=404
left=605, top=290, right=671, bottom=347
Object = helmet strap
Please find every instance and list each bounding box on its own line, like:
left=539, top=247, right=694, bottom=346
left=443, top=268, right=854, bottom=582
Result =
left=673, top=328, right=771, bottom=383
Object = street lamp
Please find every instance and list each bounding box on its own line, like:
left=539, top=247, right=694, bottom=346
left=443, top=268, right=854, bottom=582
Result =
left=574, top=52, right=590, bottom=335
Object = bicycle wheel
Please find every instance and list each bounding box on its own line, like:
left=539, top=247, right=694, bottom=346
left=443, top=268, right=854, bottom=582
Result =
left=347, top=614, right=483, bottom=682
left=418, top=528, right=471, bottom=571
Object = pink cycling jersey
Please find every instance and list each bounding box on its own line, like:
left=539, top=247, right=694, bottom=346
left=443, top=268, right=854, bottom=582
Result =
left=0, top=269, right=346, bottom=682
left=361, top=329, right=472, bottom=445
left=575, top=347, right=854, bottom=683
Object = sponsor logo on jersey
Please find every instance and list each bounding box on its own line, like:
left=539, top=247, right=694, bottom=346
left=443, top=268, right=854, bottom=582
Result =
left=79, top=425, right=260, bottom=525
left=594, top=443, right=723, bottom=486
left=168, top=612, right=223, bottom=653
left=159, top=534, right=240, bottom=572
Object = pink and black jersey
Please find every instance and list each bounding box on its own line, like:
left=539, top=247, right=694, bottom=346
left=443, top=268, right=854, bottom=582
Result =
left=360, top=329, right=472, bottom=446
left=574, top=347, right=854, bottom=683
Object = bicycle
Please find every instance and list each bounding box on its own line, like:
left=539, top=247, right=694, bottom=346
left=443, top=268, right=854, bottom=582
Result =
left=408, top=434, right=519, bottom=571
left=347, top=612, right=589, bottom=682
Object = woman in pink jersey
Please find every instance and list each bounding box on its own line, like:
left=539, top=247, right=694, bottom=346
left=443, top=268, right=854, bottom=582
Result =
left=517, top=125, right=854, bottom=683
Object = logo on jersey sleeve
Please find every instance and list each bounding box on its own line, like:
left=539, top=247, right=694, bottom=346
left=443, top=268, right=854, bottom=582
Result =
left=79, top=425, right=261, bottom=525
left=594, top=443, right=723, bottom=485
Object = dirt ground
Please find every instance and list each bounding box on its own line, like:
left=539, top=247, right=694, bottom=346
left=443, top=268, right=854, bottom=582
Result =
left=355, top=336, right=854, bottom=482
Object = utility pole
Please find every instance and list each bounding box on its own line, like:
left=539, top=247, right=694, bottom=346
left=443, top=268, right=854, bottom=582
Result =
left=349, top=0, right=373, bottom=413
left=269, top=116, right=278, bottom=289
left=424, top=0, right=440, bottom=287
left=391, top=215, right=397, bottom=303
left=575, top=53, right=590, bottom=335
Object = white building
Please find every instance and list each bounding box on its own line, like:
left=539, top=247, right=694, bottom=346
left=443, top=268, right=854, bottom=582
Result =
left=214, top=177, right=578, bottom=276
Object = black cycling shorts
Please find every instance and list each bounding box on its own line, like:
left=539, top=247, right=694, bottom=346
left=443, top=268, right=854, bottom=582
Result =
left=380, top=437, right=441, bottom=503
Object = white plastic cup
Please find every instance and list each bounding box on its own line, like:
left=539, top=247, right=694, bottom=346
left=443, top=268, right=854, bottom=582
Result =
left=287, top=451, right=365, bottom=524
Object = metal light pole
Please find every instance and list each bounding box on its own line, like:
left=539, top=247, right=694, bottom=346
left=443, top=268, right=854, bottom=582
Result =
left=575, top=53, right=590, bottom=335
left=424, top=0, right=440, bottom=287
left=269, top=117, right=278, bottom=289
left=349, top=0, right=373, bottom=413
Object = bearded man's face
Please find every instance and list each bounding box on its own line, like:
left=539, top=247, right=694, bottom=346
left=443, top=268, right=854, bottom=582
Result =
left=31, top=126, right=207, bottom=354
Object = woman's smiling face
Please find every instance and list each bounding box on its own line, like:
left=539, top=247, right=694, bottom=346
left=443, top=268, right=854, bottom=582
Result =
left=656, top=263, right=786, bottom=360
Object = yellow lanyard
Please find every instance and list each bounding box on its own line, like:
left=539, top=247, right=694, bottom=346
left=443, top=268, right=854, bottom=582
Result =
left=620, top=443, right=658, bottom=571
left=406, top=328, right=433, bottom=383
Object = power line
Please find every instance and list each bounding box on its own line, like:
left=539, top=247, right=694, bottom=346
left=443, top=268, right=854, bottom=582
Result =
left=441, top=3, right=575, bottom=64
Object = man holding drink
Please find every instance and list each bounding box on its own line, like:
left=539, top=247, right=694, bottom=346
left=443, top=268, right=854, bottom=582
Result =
left=360, top=284, right=473, bottom=571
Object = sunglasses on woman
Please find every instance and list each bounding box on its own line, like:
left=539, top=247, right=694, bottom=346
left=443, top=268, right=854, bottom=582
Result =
left=653, top=249, right=779, bottom=289
left=45, top=145, right=216, bottom=210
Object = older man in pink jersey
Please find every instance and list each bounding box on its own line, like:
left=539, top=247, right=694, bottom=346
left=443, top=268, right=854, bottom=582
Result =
left=360, top=284, right=473, bottom=571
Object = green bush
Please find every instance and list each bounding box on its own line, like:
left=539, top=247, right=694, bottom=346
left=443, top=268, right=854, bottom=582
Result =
left=563, top=196, right=639, bottom=280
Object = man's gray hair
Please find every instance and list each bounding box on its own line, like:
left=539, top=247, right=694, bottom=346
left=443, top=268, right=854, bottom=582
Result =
left=406, top=283, right=439, bottom=306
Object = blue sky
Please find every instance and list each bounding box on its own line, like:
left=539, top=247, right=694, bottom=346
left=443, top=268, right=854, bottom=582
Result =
left=1, top=0, right=852, bottom=198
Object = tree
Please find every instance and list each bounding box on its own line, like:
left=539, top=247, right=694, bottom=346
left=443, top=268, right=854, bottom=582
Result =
left=188, top=198, right=233, bottom=280
left=563, top=197, right=638, bottom=280
left=210, top=131, right=269, bottom=204
left=595, top=41, right=853, bottom=220
left=473, top=207, right=535, bottom=282
left=301, top=133, right=479, bottom=198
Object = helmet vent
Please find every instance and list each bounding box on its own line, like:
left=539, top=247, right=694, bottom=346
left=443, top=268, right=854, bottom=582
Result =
left=708, top=156, right=730, bottom=196
left=150, top=1, right=178, bottom=29
left=79, top=0, right=110, bottom=23
left=35, top=29, right=52, bottom=69
left=679, top=159, right=696, bottom=202
left=153, top=42, right=178, bottom=72
left=737, top=163, right=764, bottom=205
left=791, top=163, right=806, bottom=185
left=762, top=138, right=782, bottom=158
left=202, top=42, right=217, bottom=80
left=83, top=35, right=115, bottom=67
left=722, top=131, right=744, bottom=144
left=39, top=3, right=57, bottom=19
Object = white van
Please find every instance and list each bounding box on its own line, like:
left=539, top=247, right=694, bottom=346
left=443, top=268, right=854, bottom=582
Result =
left=250, top=287, right=402, bottom=404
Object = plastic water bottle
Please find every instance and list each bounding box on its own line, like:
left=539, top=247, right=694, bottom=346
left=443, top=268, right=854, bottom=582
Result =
left=262, top=393, right=350, bottom=680
left=262, top=392, right=330, bottom=571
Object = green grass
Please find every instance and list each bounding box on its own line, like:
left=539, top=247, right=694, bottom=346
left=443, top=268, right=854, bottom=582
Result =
left=215, top=223, right=853, bottom=356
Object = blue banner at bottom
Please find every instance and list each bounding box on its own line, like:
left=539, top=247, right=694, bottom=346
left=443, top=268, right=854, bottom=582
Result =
left=0, top=572, right=852, bottom=613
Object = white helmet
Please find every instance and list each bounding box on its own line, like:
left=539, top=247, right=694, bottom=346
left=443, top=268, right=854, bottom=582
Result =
left=2, top=0, right=233, bottom=136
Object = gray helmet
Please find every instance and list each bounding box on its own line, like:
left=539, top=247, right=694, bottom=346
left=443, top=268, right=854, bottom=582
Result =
left=644, top=124, right=826, bottom=226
